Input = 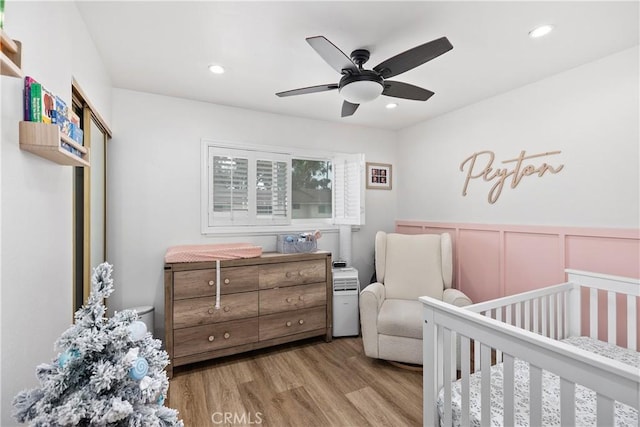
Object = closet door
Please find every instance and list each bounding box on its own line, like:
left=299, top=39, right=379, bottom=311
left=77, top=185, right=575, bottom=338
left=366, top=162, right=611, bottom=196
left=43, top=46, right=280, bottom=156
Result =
left=88, top=115, right=106, bottom=276
left=72, top=82, right=111, bottom=313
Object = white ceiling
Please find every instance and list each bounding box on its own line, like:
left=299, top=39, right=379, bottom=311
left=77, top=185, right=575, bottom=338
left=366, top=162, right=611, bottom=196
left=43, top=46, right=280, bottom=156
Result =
left=76, top=1, right=639, bottom=131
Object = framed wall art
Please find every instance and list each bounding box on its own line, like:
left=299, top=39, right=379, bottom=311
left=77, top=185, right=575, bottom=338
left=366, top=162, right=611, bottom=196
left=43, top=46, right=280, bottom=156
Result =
left=366, top=162, right=392, bottom=190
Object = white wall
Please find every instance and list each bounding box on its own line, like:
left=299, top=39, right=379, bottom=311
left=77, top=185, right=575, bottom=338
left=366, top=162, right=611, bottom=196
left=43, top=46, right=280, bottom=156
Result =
left=397, top=47, right=639, bottom=228
left=108, top=89, right=398, bottom=339
left=0, top=2, right=111, bottom=425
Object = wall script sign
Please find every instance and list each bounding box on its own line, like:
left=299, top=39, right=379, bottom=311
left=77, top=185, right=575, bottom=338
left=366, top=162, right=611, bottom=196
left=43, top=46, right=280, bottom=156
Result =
left=460, top=150, right=564, bottom=204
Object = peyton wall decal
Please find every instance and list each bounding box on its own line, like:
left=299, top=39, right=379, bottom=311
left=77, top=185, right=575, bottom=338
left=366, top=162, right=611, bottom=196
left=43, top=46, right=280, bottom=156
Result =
left=460, top=150, right=564, bottom=204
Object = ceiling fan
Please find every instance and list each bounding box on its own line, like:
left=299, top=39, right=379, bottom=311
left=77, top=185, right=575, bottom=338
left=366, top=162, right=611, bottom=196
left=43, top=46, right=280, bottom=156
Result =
left=276, top=36, right=453, bottom=117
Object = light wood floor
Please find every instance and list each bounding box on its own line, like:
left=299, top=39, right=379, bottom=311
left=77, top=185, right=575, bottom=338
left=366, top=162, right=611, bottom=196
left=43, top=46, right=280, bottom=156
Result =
left=168, top=337, right=423, bottom=427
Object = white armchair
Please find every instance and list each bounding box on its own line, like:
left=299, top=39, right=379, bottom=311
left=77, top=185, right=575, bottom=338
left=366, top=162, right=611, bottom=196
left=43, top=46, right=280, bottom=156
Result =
left=359, top=231, right=472, bottom=365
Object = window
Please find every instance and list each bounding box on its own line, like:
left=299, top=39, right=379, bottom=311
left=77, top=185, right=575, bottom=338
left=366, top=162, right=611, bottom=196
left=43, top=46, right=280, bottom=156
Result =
left=201, top=141, right=364, bottom=233
left=292, top=159, right=332, bottom=220
left=206, top=146, right=290, bottom=227
left=211, top=155, right=249, bottom=219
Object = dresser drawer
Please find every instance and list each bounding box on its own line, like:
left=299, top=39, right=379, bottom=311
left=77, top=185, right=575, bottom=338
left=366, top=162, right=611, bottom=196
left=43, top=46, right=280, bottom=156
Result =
left=259, top=283, right=326, bottom=315
left=258, top=260, right=326, bottom=290
left=173, top=266, right=259, bottom=300
left=259, top=306, right=326, bottom=341
left=173, top=291, right=259, bottom=329
left=173, top=318, right=259, bottom=358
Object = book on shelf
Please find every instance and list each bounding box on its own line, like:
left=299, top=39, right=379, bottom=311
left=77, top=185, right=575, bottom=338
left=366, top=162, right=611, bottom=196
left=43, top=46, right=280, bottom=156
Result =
left=68, top=110, right=80, bottom=126
left=51, top=110, right=71, bottom=136
left=60, top=142, right=82, bottom=158
left=69, top=123, right=83, bottom=145
left=41, top=86, right=54, bottom=124
left=29, top=81, right=42, bottom=122
left=23, top=76, right=36, bottom=121
left=54, top=95, right=68, bottom=119
left=24, top=76, right=60, bottom=124
left=22, top=76, right=84, bottom=146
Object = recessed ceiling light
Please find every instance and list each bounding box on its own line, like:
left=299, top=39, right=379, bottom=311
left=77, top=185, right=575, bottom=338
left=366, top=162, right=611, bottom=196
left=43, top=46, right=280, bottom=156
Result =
left=529, top=24, right=554, bottom=39
left=208, top=64, right=225, bottom=74
left=385, top=103, right=398, bottom=109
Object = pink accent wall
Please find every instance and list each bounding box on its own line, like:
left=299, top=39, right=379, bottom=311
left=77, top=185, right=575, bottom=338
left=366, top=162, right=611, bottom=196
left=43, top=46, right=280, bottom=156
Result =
left=457, top=229, right=501, bottom=303
left=396, top=221, right=640, bottom=346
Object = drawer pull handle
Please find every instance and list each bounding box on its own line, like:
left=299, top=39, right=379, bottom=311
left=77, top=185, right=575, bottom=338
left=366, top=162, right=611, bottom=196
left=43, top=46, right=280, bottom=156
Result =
left=286, top=321, right=292, bottom=327
left=224, top=332, right=230, bottom=339
left=299, top=295, right=304, bottom=301
left=299, top=319, right=305, bottom=325
left=286, top=297, right=292, bottom=303
left=208, top=308, right=214, bottom=314
left=223, top=306, right=230, bottom=312
left=208, top=335, right=215, bottom=342
left=285, top=272, right=292, bottom=278
left=208, top=280, right=215, bottom=286
left=224, top=278, right=230, bottom=284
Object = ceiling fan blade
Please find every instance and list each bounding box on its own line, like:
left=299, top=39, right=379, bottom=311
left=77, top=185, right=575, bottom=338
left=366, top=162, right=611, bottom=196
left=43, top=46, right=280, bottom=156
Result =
left=373, top=37, right=453, bottom=79
left=306, top=36, right=358, bottom=75
left=276, top=84, right=339, bottom=97
left=341, top=101, right=359, bottom=117
left=382, top=81, right=434, bottom=101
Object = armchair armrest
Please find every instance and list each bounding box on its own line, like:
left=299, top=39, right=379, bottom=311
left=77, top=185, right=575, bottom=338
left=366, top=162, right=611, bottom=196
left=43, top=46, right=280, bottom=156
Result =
left=443, top=288, right=472, bottom=307
left=359, top=282, right=386, bottom=358
left=360, top=282, right=385, bottom=309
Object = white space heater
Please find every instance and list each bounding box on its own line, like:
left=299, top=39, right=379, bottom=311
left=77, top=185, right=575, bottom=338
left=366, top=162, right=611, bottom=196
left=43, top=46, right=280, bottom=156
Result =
left=332, top=267, right=360, bottom=337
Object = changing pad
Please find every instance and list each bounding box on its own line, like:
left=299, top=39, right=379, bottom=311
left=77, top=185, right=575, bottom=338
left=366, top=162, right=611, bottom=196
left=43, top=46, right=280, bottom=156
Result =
left=164, top=243, right=262, bottom=263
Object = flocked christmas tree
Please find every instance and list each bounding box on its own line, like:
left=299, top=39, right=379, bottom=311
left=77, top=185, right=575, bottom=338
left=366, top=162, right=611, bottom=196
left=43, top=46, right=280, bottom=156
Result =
left=13, top=262, right=183, bottom=426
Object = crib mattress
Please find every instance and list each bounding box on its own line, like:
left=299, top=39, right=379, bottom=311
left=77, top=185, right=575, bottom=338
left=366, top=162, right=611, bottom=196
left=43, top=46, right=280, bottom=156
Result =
left=437, top=336, right=639, bottom=426
left=164, top=243, right=262, bottom=263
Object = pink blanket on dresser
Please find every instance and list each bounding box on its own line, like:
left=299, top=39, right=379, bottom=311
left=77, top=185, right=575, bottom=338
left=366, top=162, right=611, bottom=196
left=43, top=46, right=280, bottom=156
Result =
left=164, top=243, right=262, bottom=263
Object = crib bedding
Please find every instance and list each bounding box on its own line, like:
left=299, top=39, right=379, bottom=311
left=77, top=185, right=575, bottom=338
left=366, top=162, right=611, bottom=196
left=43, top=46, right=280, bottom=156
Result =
left=437, top=336, right=640, bottom=426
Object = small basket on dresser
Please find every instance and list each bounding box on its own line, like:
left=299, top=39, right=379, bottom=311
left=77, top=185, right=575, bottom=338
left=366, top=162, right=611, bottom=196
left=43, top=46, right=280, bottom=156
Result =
left=276, top=234, right=318, bottom=254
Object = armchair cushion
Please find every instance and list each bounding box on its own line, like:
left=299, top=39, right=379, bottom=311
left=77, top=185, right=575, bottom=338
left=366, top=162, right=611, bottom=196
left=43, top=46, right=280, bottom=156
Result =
left=384, top=233, right=445, bottom=300
left=377, top=299, right=423, bottom=339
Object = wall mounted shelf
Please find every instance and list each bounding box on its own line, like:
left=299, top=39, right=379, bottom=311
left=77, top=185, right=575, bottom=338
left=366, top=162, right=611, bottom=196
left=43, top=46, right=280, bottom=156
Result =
left=19, top=121, right=90, bottom=167
left=0, top=29, right=23, bottom=78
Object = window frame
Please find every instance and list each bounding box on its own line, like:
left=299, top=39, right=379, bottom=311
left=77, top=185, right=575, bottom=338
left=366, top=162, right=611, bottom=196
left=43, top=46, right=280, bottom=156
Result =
left=201, top=139, right=364, bottom=235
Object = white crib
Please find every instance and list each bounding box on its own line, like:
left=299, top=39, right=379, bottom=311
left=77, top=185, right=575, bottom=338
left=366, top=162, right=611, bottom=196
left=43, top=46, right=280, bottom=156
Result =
left=421, top=269, right=640, bottom=426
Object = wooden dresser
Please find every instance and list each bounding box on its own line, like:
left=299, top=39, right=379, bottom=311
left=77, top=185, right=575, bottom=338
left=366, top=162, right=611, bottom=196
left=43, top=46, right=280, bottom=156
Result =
left=164, top=252, right=332, bottom=377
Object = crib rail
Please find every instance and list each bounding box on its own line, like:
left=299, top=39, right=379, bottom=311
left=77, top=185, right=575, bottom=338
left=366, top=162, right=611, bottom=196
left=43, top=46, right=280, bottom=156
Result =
left=422, top=296, right=640, bottom=427
left=422, top=269, right=640, bottom=427
left=467, top=282, right=574, bottom=364
left=467, top=270, right=639, bottom=353
left=566, top=269, right=639, bottom=350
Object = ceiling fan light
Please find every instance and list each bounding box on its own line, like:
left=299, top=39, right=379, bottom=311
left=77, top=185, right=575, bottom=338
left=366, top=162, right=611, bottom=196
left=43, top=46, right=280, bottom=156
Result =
left=339, top=80, right=383, bottom=104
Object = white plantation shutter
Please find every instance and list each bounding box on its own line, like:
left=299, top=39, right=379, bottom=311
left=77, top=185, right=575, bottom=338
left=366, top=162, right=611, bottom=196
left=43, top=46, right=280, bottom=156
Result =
left=209, top=153, right=250, bottom=226
left=202, top=139, right=364, bottom=232
left=256, top=157, right=289, bottom=224
left=333, top=153, right=365, bottom=225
